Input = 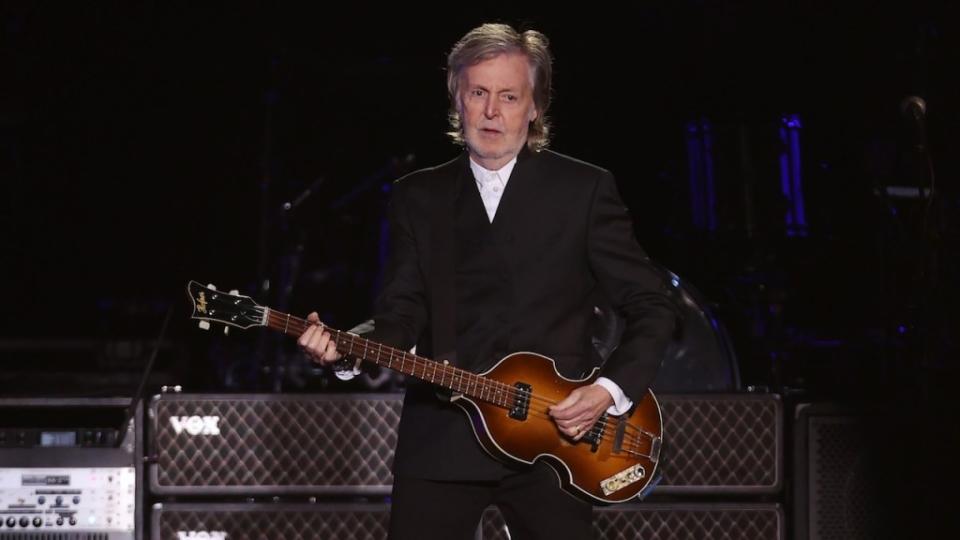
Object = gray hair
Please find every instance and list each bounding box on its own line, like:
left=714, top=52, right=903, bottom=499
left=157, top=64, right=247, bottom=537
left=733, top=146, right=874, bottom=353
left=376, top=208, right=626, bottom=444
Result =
left=446, top=23, right=553, bottom=151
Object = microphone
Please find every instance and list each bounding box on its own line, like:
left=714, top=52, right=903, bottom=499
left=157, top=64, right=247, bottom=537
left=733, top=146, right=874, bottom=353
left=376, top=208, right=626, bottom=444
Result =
left=900, top=96, right=927, bottom=151
left=900, top=95, right=926, bottom=119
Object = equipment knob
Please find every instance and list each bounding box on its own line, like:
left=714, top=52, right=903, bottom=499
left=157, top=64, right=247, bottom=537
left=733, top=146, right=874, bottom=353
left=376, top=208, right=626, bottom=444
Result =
left=5, top=517, right=14, bottom=527
left=38, top=496, right=46, bottom=505
left=19, top=517, right=28, bottom=527
left=68, top=517, right=77, bottom=526
left=56, top=517, right=64, bottom=526
left=33, top=517, right=42, bottom=527
left=55, top=496, right=63, bottom=505
left=73, top=496, right=80, bottom=504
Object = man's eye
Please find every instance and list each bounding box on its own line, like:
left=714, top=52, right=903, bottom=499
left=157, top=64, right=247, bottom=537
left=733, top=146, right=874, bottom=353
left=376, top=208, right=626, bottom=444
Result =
left=471, top=89, right=485, bottom=97
left=503, top=94, right=518, bottom=102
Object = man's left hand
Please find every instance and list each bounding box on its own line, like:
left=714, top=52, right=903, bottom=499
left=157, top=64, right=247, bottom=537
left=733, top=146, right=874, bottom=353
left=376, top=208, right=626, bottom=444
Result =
left=549, top=385, right=614, bottom=441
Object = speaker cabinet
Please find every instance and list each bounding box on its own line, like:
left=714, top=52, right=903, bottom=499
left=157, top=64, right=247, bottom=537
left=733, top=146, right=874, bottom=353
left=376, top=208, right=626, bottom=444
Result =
left=148, top=393, right=781, bottom=496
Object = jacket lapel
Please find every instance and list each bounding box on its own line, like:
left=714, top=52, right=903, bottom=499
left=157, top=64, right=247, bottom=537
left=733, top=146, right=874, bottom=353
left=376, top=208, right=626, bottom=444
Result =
left=429, top=153, right=469, bottom=365
left=489, top=147, right=544, bottom=240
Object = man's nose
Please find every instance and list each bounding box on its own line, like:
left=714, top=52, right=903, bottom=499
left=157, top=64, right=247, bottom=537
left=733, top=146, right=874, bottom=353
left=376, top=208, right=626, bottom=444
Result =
left=484, top=97, right=499, bottom=118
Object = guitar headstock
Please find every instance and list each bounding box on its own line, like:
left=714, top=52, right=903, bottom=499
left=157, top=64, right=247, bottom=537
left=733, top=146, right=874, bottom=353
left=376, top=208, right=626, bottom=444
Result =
left=186, top=281, right=267, bottom=332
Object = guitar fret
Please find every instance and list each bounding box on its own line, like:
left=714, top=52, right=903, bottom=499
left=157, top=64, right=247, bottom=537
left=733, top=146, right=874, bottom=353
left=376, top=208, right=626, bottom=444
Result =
left=283, top=313, right=290, bottom=334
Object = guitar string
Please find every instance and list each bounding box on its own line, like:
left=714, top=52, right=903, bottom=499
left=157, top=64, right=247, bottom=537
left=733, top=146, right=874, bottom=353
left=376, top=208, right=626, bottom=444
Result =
left=217, top=303, right=658, bottom=453
left=263, top=309, right=657, bottom=454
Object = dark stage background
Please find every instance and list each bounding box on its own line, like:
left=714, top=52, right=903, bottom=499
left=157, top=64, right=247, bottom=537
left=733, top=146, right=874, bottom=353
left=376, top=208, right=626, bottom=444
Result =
left=2, top=1, right=958, bottom=532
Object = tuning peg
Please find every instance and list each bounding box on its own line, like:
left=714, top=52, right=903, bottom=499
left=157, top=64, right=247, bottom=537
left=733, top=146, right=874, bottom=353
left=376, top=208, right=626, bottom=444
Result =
left=223, top=326, right=230, bottom=336
left=229, top=289, right=239, bottom=295
left=207, top=283, right=217, bottom=290
left=199, top=321, right=211, bottom=330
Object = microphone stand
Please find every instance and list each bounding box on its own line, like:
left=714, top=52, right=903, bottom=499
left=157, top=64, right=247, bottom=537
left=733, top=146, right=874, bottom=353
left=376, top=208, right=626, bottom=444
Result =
left=897, top=96, right=940, bottom=394
left=269, top=177, right=324, bottom=392
left=115, top=304, right=173, bottom=448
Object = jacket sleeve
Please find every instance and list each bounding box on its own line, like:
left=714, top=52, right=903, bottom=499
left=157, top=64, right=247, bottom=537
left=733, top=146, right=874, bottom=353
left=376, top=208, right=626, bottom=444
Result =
left=587, top=170, right=680, bottom=401
left=363, top=179, right=429, bottom=352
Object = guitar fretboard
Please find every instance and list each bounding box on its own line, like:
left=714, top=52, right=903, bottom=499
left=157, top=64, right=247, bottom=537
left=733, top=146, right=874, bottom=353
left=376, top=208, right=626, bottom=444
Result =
left=265, top=309, right=515, bottom=407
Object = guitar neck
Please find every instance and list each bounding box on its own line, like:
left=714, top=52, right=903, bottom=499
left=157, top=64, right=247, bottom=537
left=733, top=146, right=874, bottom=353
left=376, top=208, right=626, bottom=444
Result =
left=263, top=309, right=513, bottom=406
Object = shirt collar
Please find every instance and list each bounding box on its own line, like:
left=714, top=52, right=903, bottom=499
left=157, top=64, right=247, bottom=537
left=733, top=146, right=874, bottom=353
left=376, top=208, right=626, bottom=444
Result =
left=469, top=155, right=518, bottom=186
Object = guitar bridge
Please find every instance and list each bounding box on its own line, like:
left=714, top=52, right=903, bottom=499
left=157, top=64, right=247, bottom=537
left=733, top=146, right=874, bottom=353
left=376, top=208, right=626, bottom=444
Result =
left=509, top=382, right=531, bottom=420
left=613, top=415, right=627, bottom=453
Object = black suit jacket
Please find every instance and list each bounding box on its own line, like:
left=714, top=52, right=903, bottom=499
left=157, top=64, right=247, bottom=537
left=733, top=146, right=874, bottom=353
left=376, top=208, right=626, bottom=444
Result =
left=366, top=148, right=679, bottom=480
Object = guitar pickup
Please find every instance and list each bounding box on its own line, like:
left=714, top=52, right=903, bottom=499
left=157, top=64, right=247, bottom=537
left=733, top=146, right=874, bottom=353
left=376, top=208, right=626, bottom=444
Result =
left=583, top=413, right=607, bottom=452
left=509, top=382, right=531, bottom=420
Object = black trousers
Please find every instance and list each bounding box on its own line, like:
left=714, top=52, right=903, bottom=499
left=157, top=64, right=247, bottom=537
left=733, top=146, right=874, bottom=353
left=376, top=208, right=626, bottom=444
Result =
left=388, top=462, right=594, bottom=540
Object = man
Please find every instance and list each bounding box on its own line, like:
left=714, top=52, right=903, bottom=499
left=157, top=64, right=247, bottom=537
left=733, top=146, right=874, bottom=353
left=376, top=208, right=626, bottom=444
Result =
left=299, top=23, right=678, bottom=539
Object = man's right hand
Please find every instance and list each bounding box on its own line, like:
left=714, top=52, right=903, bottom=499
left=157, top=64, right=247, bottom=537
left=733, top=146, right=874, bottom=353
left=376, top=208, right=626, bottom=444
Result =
left=297, top=312, right=343, bottom=366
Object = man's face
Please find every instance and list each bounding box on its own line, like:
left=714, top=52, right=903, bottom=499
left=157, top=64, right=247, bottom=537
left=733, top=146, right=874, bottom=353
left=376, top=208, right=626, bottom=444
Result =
left=457, top=52, right=538, bottom=170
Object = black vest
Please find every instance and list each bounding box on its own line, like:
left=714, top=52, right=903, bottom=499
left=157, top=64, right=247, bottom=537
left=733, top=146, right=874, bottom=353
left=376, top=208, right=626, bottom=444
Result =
left=393, top=168, right=521, bottom=481
left=453, top=171, right=515, bottom=373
